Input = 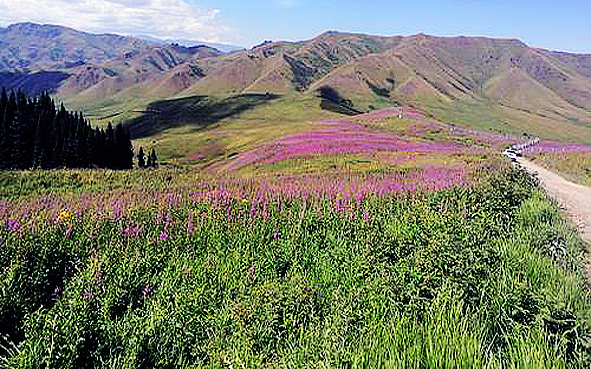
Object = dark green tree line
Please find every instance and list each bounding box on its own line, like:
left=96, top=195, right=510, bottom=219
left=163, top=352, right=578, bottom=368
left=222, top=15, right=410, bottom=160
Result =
left=0, top=88, right=133, bottom=170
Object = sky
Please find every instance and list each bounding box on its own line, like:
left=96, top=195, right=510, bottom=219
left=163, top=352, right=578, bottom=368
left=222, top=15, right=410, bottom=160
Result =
left=0, top=0, right=589, bottom=53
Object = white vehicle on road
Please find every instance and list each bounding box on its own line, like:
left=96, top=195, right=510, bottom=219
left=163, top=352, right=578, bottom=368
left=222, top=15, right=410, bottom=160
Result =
left=502, top=149, right=518, bottom=161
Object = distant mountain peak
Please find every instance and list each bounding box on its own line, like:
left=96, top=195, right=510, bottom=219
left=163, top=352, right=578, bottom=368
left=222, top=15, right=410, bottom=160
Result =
left=0, top=22, right=157, bottom=72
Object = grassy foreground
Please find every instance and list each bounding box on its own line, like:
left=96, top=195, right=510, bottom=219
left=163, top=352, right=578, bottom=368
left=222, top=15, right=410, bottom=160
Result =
left=0, top=168, right=590, bottom=367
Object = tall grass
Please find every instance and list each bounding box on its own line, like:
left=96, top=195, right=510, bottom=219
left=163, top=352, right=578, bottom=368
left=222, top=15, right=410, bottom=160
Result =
left=0, top=168, right=589, bottom=367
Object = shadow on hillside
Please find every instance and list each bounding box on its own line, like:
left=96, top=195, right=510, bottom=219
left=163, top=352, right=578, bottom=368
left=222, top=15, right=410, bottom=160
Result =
left=0, top=71, right=70, bottom=96
left=319, top=99, right=364, bottom=116
left=316, top=85, right=364, bottom=116
left=124, top=93, right=281, bottom=139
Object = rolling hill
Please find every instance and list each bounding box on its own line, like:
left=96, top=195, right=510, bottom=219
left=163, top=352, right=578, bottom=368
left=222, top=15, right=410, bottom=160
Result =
left=0, top=22, right=155, bottom=72
left=1, top=23, right=591, bottom=144
left=0, top=22, right=222, bottom=97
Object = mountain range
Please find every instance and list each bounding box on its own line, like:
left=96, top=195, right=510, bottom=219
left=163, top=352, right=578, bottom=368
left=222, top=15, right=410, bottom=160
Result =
left=134, top=34, right=243, bottom=53
left=1, top=22, right=591, bottom=142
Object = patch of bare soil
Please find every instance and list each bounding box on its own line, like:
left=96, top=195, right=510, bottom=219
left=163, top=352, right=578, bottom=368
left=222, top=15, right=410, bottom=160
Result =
left=516, top=157, right=591, bottom=286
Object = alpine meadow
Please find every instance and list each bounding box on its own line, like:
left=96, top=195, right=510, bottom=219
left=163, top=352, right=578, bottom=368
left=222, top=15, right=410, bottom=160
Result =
left=0, top=14, right=590, bottom=368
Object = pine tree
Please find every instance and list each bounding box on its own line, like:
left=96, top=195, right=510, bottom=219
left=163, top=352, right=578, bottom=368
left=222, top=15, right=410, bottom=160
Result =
left=65, top=112, right=79, bottom=168
left=96, top=129, right=106, bottom=168
left=0, top=88, right=7, bottom=110
left=0, top=88, right=6, bottom=168
left=16, top=90, right=32, bottom=168
left=114, top=123, right=125, bottom=169
left=116, top=124, right=133, bottom=169
left=85, top=126, right=95, bottom=168
left=0, top=89, right=136, bottom=170
left=137, top=146, right=146, bottom=168
left=1, top=91, right=20, bottom=169
left=149, top=148, right=158, bottom=168
left=44, top=104, right=57, bottom=169
left=106, top=122, right=115, bottom=169
left=77, top=114, right=89, bottom=168
left=31, top=92, right=48, bottom=168
left=0, top=112, right=8, bottom=169
left=32, top=115, right=44, bottom=168
left=51, top=104, right=67, bottom=168
left=22, top=96, right=37, bottom=168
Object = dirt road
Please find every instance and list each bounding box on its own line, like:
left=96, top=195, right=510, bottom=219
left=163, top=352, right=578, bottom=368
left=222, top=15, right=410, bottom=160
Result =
left=515, top=157, right=591, bottom=283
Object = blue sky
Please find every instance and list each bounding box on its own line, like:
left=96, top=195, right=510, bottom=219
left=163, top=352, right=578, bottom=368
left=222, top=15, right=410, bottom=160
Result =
left=0, top=0, right=589, bottom=52
left=207, top=0, right=591, bottom=52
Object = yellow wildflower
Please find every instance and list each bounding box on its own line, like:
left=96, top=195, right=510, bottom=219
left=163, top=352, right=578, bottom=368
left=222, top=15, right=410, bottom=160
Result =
left=57, top=209, right=72, bottom=221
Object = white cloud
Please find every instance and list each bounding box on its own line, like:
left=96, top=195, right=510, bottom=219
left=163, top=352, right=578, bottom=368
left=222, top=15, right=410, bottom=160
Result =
left=0, top=0, right=231, bottom=43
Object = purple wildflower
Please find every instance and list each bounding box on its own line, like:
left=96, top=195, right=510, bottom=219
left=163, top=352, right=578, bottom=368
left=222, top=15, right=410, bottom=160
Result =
left=141, top=284, right=153, bottom=300
left=51, top=286, right=62, bottom=302
left=187, top=211, right=194, bottom=235
left=111, top=199, right=124, bottom=221
left=165, top=210, right=172, bottom=229
left=83, top=290, right=95, bottom=301
left=120, top=224, right=143, bottom=237
left=159, top=231, right=168, bottom=241
left=5, top=218, right=20, bottom=233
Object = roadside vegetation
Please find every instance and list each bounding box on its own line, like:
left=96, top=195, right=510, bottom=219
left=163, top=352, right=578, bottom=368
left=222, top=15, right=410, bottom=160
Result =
left=523, top=140, right=591, bottom=186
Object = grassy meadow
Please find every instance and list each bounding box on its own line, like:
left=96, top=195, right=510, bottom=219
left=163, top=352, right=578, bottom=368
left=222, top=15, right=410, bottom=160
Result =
left=0, top=165, right=590, bottom=367
left=5, top=23, right=591, bottom=368
left=1, top=94, right=591, bottom=367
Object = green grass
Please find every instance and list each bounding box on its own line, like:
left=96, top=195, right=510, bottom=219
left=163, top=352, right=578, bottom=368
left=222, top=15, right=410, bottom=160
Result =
left=59, top=95, right=151, bottom=128
left=529, top=154, right=591, bottom=186
left=1, top=168, right=589, bottom=367
left=59, top=88, right=591, bottom=174
left=132, top=96, right=342, bottom=163
left=122, top=93, right=282, bottom=139
left=411, top=98, right=591, bottom=145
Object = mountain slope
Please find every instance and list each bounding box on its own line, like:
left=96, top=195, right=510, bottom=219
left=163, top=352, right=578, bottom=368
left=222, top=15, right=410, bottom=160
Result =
left=1, top=23, right=591, bottom=143
left=56, top=44, right=221, bottom=98
left=0, top=22, right=155, bottom=72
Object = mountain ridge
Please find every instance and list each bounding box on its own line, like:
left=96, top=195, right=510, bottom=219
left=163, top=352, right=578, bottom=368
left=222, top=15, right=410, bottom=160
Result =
left=0, top=22, right=158, bottom=72
left=1, top=22, right=591, bottom=142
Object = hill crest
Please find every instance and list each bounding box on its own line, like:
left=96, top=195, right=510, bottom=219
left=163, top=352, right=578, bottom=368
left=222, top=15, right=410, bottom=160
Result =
left=1, top=23, right=591, bottom=142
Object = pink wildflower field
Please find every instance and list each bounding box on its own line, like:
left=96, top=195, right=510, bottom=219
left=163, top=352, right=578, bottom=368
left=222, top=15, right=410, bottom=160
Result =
left=0, top=107, right=528, bottom=236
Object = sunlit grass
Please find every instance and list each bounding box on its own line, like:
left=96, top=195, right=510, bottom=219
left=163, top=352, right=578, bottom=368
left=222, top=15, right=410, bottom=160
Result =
left=531, top=154, right=591, bottom=186
left=418, top=98, right=591, bottom=145
left=0, top=169, right=589, bottom=367
left=523, top=140, right=591, bottom=186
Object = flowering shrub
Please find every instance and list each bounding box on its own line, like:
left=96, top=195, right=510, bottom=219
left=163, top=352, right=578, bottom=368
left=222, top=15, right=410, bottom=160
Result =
left=0, top=107, right=588, bottom=366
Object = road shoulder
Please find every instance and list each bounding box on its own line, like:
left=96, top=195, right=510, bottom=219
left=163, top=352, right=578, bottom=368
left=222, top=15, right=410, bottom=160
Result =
left=515, top=157, right=591, bottom=287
